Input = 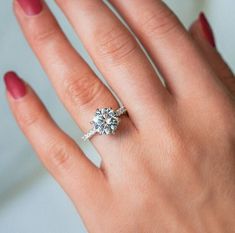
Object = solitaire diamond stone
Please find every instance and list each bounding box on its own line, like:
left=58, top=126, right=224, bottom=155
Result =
left=92, top=108, right=120, bottom=135
left=82, top=106, right=127, bottom=141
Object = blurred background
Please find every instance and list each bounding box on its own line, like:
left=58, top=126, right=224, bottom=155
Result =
left=0, top=0, right=234, bottom=232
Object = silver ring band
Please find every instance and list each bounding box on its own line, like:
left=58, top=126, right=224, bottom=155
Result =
left=82, top=106, right=127, bottom=141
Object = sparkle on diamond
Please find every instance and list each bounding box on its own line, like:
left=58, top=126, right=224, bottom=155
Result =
left=92, top=108, right=119, bottom=135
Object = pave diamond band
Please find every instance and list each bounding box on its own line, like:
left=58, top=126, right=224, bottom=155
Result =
left=82, top=106, right=127, bottom=141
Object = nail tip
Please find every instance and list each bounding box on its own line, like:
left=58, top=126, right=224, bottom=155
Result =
left=199, top=11, right=205, bottom=19
left=198, top=12, right=216, bottom=48
left=4, top=71, right=17, bottom=84
left=16, top=0, right=43, bottom=16
left=3, top=71, right=27, bottom=99
left=4, top=71, right=17, bottom=77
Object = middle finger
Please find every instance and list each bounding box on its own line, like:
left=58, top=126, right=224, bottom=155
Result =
left=55, top=0, right=171, bottom=126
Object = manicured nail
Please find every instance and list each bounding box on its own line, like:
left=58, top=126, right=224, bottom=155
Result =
left=4, top=72, right=27, bottom=99
left=16, top=0, right=43, bottom=16
left=199, top=12, right=216, bottom=48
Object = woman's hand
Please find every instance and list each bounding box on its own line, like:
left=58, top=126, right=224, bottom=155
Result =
left=4, top=0, right=235, bottom=232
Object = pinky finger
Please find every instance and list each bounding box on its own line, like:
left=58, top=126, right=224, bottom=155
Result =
left=4, top=71, right=108, bottom=215
left=190, top=13, right=235, bottom=94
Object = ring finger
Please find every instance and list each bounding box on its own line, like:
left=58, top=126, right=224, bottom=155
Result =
left=55, top=0, right=171, bottom=127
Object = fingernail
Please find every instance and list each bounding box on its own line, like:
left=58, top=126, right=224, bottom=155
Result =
left=199, top=12, right=216, bottom=48
left=16, top=0, right=43, bottom=16
left=4, top=72, right=27, bottom=100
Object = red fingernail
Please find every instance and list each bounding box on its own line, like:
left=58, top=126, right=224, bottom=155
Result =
left=4, top=72, right=27, bottom=100
left=16, top=0, right=43, bottom=16
left=199, top=12, right=216, bottom=48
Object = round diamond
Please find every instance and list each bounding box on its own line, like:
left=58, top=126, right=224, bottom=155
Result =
left=92, top=108, right=120, bottom=135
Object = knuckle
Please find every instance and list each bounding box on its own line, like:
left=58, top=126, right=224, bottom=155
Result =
left=31, top=25, right=60, bottom=45
left=46, top=140, right=72, bottom=172
left=18, top=106, right=44, bottom=129
left=140, top=8, right=178, bottom=39
left=96, top=26, right=137, bottom=62
left=63, top=72, right=104, bottom=108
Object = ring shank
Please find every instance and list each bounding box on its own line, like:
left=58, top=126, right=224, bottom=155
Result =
left=82, top=128, right=97, bottom=141
left=116, top=106, right=127, bottom=117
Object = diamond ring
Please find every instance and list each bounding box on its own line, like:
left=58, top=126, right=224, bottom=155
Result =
left=82, top=106, right=127, bottom=141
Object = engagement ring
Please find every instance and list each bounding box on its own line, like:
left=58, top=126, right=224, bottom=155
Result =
left=82, top=106, right=127, bottom=141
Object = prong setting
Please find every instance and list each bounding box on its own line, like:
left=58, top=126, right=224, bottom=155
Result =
left=82, top=106, right=127, bottom=141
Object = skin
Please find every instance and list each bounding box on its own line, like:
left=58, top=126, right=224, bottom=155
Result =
left=6, top=0, right=235, bottom=232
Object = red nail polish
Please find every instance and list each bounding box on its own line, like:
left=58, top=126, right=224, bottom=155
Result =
left=17, top=0, right=43, bottom=16
left=199, top=12, right=216, bottom=48
left=4, top=72, right=27, bottom=99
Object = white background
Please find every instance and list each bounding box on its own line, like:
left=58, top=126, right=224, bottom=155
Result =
left=0, top=0, right=234, bottom=232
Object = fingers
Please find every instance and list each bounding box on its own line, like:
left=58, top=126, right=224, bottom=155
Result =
left=55, top=0, right=170, bottom=125
left=14, top=0, right=137, bottom=158
left=110, top=0, right=222, bottom=98
left=190, top=13, right=235, bottom=95
left=4, top=72, right=108, bottom=213
left=13, top=1, right=122, bottom=142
